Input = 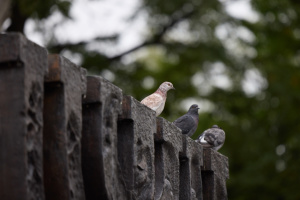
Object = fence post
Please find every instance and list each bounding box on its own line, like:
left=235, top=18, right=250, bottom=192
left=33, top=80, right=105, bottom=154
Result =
left=155, top=117, right=183, bottom=200
left=81, top=75, right=126, bottom=199
left=0, top=33, right=48, bottom=200
left=43, top=54, right=87, bottom=200
left=0, top=33, right=230, bottom=200
left=117, top=95, right=156, bottom=200
left=179, top=136, right=203, bottom=200
left=201, top=148, right=229, bottom=200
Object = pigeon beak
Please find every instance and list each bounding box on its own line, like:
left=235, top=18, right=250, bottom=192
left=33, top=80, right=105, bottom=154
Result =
left=172, top=87, right=175, bottom=90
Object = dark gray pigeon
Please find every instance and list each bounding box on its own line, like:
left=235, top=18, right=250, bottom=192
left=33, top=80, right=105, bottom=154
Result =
left=197, top=125, right=225, bottom=151
left=173, top=104, right=199, bottom=137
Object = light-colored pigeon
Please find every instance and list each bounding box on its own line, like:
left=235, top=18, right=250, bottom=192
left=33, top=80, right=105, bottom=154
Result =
left=141, top=81, right=175, bottom=116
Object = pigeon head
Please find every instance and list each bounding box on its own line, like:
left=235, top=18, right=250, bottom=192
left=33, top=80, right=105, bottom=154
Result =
left=158, top=81, right=175, bottom=93
left=212, top=125, right=220, bottom=129
left=188, top=104, right=200, bottom=115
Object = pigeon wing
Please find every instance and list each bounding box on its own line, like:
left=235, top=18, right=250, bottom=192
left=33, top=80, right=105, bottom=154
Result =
left=141, top=93, right=164, bottom=111
left=198, top=127, right=225, bottom=150
left=198, top=129, right=215, bottom=147
left=203, top=129, right=225, bottom=149
left=204, top=132, right=217, bottom=145
left=197, top=130, right=210, bottom=146
left=173, top=115, right=194, bottom=135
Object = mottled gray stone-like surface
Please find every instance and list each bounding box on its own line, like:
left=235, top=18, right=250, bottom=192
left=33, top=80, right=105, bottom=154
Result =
left=201, top=148, right=229, bottom=200
left=118, top=95, right=156, bottom=200
left=82, top=76, right=125, bottom=200
left=155, top=117, right=183, bottom=200
left=0, top=33, right=48, bottom=200
left=43, top=54, right=86, bottom=200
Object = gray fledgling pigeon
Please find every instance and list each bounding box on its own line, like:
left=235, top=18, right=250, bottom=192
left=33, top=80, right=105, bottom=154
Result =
left=173, top=104, right=200, bottom=137
left=141, top=81, right=175, bottom=116
left=197, top=125, right=225, bottom=151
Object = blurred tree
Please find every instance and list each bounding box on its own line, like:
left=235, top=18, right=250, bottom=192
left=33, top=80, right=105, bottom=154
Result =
left=0, top=0, right=11, bottom=28
left=1, top=0, right=300, bottom=199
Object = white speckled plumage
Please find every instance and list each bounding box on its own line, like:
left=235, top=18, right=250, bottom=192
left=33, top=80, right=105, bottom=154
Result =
left=197, top=125, right=225, bottom=151
left=141, top=81, right=175, bottom=116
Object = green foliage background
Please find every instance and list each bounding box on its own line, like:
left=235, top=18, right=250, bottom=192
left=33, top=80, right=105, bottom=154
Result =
left=3, top=0, right=300, bottom=199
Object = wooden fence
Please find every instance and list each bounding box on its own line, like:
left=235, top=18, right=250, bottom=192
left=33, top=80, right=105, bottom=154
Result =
left=0, top=33, right=229, bottom=200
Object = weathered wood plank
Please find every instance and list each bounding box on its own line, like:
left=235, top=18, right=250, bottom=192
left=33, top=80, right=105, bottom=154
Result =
left=179, top=136, right=203, bottom=200
left=201, top=148, right=229, bottom=200
left=0, top=33, right=48, bottom=200
left=118, top=95, right=156, bottom=200
left=81, top=76, right=125, bottom=200
left=155, top=117, right=183, bottom=200
left=43, top=54, right=86, bottom=200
